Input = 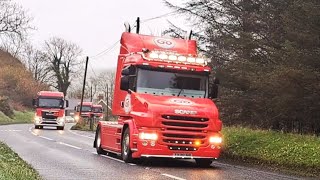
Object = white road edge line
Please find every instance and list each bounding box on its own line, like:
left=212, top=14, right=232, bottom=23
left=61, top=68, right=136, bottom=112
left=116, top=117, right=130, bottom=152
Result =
left=91, top=152, right=136, bottom=166
left=161, top=174, right=186, bottom=180
left=58, top=142, right=82, bottom=150
left=39, top=136, right=54, bottom=141
left=100, top=154, right=124, bottom=163
left=68, top=129, right=95, bottom=139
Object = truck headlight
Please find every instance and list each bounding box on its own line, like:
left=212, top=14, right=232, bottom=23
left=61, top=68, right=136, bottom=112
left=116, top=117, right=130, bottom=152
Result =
left=34, top=116, right=41, bottom=122
left=139, top=132, right=158, bottom=141
left=209, top=136, right=222, bottom=144
left=57, top=117, right=65, bottom=123
left=74, top=115, right=80, bottom=122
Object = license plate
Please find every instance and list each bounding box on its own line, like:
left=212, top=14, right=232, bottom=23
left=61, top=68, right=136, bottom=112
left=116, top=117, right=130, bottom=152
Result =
left=173, top=153, right=192, bottom=157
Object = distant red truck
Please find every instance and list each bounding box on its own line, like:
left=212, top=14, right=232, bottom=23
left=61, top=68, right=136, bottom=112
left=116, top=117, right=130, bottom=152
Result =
left=32, top=91, right=69, bottom=130
left=74, top=102, right=93, bottom=122
left=92, top=104, right=104, bottom=120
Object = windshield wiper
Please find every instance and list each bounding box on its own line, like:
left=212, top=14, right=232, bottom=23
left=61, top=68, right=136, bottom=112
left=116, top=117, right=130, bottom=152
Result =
left=177, top=79, right=185, bottom=97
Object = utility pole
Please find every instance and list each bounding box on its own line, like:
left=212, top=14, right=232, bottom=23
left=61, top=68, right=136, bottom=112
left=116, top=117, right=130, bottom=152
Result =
left=80, top=57, right=88, bottom=125
left=90, top=85, right=93, bottom=102
left=106, top=83, right=109, bottom=120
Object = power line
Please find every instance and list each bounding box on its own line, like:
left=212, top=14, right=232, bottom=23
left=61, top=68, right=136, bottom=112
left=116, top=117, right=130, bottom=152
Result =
left=88, top=61, right=98, bottom=78
left=91, top=40, right=120, bottom=59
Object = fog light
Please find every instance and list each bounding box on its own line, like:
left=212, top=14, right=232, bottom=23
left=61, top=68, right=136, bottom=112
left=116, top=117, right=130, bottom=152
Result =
left=142, top=141, right=148, bottom=146
left=150, top=141, right=156, bottom=147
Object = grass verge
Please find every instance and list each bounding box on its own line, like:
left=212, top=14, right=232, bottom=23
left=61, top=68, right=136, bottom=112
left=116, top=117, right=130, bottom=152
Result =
left=70, top=122, right=96, bottom=132
left=222, top=126, right=320, bottom=177
left=0, top=110, right=33, bottom=125
left=0, top=142, right=41, bottom=180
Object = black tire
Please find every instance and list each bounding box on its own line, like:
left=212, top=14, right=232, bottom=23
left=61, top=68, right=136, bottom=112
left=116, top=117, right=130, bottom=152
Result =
left=195, top=159, right=213, bottom=167
left=35, top=125, right=39, bottom=129
left=57, top=126, right=64, bottom=130
left=95, top=126, right=106, bottom=155
left=121, top=128, right=133, bottom=163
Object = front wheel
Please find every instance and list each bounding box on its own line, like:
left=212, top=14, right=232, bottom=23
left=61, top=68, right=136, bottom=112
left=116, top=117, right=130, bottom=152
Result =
left=121, top=128, right=133, bottom=163
left=195, top=159, right=213, bottom=167
left=57, top=126, right=64, bottom=130
left=35, top=125, right=39, bottom=129
left=95, top=126, right=106, bottom=155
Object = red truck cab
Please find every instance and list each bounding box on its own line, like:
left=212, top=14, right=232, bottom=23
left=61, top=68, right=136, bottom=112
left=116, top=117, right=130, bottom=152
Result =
left=74, top=102, right=93, bottom=122
left=92, top=104, right=104, bottom=120
left=94, top=23, right=222, bottom=167
left=32, top=91, right=68, bottom=130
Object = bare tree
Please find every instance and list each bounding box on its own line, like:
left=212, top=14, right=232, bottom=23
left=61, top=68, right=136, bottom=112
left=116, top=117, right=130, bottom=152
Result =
left=96, top=70, right=115, bottom=106
left=43, top=37, right=83, bottom=96
left=0, top=0, right=33, bottom=56
left=21, top=44, right=51, bottom=83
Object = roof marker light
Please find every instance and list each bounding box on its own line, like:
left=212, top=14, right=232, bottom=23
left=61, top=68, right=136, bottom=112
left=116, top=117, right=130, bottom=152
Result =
left=178, top=56, right=187, bottom=62
left=187, top=57, right=196, bottom=63
left=149, top=52, right=159, bottom=59
left=196, top=58, right=205, bottom=64
left=168, top=55, right=178, bottom=61
left=159, top=54, right=168, bottom=60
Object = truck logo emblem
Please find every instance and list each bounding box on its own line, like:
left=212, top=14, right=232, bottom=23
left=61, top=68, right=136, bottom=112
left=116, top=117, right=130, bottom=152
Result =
left=169, top=99, right=193, bottom=106
left=154, top=38, right=175, bottom=49
left=174, top=109, right=197, bottom=115
left=123, top=94, right=131, bottom=114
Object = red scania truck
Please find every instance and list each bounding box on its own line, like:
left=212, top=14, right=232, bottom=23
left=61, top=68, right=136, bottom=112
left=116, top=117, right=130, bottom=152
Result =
left=94, top=22, right=222, bottom=167
left=33, top=91, right=68, bottom=130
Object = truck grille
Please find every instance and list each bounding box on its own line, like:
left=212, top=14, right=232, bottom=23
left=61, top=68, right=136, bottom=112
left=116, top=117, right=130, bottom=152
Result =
left=161, top=115, right=209, bottom=151
left=41, top=111, right=58, bottom=119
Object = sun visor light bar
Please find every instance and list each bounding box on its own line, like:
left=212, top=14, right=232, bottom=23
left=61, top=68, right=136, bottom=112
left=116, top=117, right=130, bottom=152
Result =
left=141, top=51, right=210, bottom=66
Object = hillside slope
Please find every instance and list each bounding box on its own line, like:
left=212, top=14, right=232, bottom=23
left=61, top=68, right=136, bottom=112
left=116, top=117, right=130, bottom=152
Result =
left=0, top=50, right=47, bottom=115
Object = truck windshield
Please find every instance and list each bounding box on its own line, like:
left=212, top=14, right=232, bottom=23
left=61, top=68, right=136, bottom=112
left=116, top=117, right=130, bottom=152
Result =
left=136, top=69, right=207, bottom=98
left=38, top=98, right=64, bottom=108
left=77, top=106, right=92, bottom=112
left=93, top=107, right=103, bottom=113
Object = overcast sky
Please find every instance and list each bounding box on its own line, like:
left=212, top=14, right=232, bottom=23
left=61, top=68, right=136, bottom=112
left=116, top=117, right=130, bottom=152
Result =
left=15, top=0, right=186, bottom=73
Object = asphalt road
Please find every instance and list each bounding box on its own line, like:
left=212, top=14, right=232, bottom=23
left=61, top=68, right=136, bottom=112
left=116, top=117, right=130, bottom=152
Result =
left=0, top=124, right=304, bottom=180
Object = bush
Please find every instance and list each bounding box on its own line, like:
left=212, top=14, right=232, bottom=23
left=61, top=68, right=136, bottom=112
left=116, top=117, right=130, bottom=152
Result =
left=0, top=96, right=14, bottom=117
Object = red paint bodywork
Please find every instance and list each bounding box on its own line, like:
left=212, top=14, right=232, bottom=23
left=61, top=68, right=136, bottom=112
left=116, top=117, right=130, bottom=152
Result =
left=98, top=32, right=222, bottom=160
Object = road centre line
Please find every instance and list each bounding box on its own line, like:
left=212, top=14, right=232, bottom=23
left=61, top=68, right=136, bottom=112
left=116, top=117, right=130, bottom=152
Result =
left=58, top=142, right=82, bottom=150
left=68, top=129, right=95, bottom=139
left=161, top=174, right=186, bottom=180
left=39, top=136, right=54, bottom=141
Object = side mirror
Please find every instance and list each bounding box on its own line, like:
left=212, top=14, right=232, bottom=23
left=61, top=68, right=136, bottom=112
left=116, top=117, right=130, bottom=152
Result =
left=32, top=99, right=37, bottom=107
left=120, top=76, right=129, bottom=91
left=121, top=68, right=130, bottom=76
left=65, top=100, right=69, bottom=108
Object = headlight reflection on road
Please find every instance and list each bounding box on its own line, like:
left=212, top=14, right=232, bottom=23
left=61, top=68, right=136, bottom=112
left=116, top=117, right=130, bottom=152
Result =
left=32, top=129, right=40, bottom=136
left=58, top=130, right=65, bottom=135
